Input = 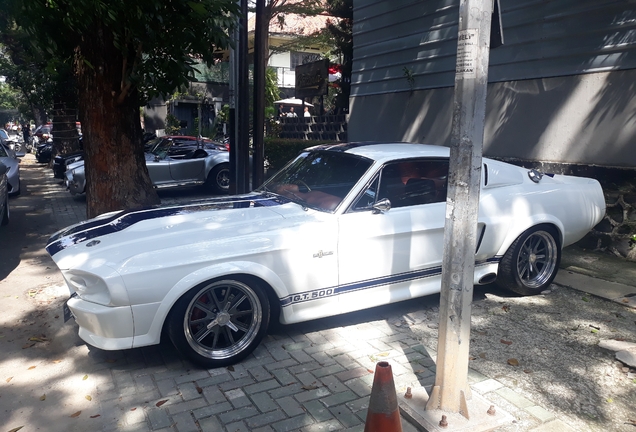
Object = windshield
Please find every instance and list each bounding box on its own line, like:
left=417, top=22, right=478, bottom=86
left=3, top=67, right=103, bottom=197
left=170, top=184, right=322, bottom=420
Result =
left=259, top=150, right=373, bottom=212
left=149, top=138, right=172, bottom=158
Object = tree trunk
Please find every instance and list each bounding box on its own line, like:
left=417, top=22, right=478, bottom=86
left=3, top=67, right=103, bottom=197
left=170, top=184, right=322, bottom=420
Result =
left=75, top=24, right=160, bottom=219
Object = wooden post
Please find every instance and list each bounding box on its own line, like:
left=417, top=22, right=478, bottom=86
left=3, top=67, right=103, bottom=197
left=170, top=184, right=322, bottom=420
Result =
left=426, top=0, right=494, bottom=418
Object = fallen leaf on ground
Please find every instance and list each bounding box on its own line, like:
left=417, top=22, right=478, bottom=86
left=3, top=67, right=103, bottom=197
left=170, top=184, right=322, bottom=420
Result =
left=606, top=398, right=613, bottom=403
left=479, top=353, right=487, bottom=359
left=70, top=411, right=81, bottom=418
left=469, top=356, right=476, bottom=360
left=500, top=339, right=513, bottom=345
left=524, top=369, right=532, bottom=374
left=40, top=394, right=46, bottom=401
left=302, top=384, right=319, bottom=390
left=508, top=358, right=520, bottom=366
left=21, top=343, right=36, bottom=349
left=130, top=407, right=137, bottom=411
left=226, top=365, right=235, bottom=372
left=502, top=305, right=510, bottom=312
left=29, top=337, right=46, bottom=342
left=156, top=400, right=168, bottom=407
left=85, top=395, right=92, bottom=401
left=27, top=366, right=36, bottom=370
left=82, top=374, right=88, bottom=380
left=90, top=414, right=101, bottom=418
left=377, top=352, right=389, bottom=357
left=52, top=360, right=62, bottom=364
left=6, top=377, right=12, bottom=383
left=195, top=385, right=203, bottom=394
left=367, top=369, right=374, bottom=373
left=7, top=426, right=24, bottom=432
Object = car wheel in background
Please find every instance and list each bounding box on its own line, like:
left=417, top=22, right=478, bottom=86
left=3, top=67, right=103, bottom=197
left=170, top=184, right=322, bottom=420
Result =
left=205, top=163, right=230, bottom=194
left=1, top=194, right=9, bottom=226
left=167, top=278, right=270, bottom=368
left=496, top=225, right=561, bottom=296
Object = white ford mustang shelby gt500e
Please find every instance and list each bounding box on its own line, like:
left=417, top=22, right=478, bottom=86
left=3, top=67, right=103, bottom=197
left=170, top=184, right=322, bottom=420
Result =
left=46, top=143, right=605, bottom=368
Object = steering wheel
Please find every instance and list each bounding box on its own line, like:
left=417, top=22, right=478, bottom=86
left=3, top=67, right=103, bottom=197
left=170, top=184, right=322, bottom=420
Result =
left=296, top=180, right=311, bottom=192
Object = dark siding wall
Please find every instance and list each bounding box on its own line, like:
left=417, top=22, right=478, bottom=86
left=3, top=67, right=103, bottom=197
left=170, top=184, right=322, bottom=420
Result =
left=352, top=0, right=636, bottom=96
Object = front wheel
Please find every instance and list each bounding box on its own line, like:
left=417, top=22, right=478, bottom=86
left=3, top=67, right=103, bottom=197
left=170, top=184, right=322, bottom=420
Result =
left=205, top=163, right=230, bottom=194
left=496, top=226, right=561, bottom=296
left=167, top=278, right=270, bottom=368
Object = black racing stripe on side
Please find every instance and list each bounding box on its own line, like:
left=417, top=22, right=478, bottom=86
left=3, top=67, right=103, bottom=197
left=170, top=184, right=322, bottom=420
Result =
left=46, top=194, right=283, bottom=256
left=279, top=258, right=501, bottom=308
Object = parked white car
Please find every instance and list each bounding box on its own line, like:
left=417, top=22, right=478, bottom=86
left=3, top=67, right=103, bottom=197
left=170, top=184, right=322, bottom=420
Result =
left=46, top=143, right=605, bottom=368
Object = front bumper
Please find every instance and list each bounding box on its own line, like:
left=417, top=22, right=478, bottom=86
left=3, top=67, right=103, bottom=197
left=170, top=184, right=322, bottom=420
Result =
left=67, top=296, right=134, bottom=350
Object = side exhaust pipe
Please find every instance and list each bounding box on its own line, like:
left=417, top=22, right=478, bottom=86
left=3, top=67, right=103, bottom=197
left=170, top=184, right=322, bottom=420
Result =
left=478, top=273, right=497, bottom=285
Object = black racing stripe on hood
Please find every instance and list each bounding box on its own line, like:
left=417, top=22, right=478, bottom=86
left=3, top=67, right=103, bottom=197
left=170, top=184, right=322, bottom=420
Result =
left=304, top=141, right=403, bottom=152
left=46, top=193, right=284, bottom=256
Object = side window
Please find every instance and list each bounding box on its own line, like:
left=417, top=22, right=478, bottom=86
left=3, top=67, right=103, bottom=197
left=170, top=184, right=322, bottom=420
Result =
left=352, top=176, right=379, bottom=210
left=378, top=159, right=449, bottom=208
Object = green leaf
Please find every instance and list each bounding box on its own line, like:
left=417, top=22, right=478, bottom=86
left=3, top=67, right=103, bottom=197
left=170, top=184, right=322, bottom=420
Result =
left=188, top=2, right=207, bottom=15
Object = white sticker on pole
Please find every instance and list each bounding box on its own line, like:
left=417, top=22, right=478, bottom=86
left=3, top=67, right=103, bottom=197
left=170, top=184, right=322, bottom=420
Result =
left=456, top=29, right=479, bottom=79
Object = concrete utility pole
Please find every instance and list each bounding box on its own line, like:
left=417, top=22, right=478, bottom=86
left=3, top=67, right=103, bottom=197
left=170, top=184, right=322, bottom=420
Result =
left=426, top=0, right=495, bottom=418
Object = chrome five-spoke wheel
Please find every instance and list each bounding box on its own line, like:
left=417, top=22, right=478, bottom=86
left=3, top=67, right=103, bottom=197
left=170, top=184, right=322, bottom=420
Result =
left=497, top=226, right=561, bottom=296
left=168, top=278, right=270, bottom=368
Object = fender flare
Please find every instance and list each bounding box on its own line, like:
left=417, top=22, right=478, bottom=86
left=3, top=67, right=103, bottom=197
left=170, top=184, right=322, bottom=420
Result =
left=495, top=214, right=564, bottom=258
left=132, top=261, right=288, bottom=347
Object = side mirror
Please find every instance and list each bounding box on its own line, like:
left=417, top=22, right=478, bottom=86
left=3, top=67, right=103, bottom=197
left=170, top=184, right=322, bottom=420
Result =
left=372, top=198, right=392, bottom=214
left=16, top=151, right=26, bottom=158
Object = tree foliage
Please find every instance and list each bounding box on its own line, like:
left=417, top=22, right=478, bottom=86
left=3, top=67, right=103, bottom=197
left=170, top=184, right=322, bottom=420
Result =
left=0, top=0, right=240, bottom=217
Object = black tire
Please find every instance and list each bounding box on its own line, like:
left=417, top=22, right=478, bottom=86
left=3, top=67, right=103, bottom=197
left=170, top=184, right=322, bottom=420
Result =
left=205, top=163, right=230, bottom=194
left=496, top=225, right=561, bottom=296
left=1, top=194, right=9, bottom=226
left=167, top=278, right=270, bottom=368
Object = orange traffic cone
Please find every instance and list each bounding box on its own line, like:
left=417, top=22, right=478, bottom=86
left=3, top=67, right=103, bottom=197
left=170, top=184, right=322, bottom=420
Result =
left=364, top=361, right=403, bottom=432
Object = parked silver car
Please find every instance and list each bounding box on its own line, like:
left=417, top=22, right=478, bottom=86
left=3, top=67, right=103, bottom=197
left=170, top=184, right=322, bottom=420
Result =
left=66, top=139, right=230, bottom=195
left=0, top=162, right=9, bottom=226
left=0, top=142, right=22, bottom=195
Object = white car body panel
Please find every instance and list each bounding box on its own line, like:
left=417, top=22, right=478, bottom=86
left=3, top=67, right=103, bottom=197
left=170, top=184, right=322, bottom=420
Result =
left=46, top=143, right=606, bottom=352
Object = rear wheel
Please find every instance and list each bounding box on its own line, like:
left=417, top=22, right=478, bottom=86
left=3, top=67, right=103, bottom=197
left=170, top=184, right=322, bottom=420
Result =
left=205, top=163, right=230, bottom=194
left=496, top=225, right=561, bottom=295
left=167, top=278, right=270, bottom=368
